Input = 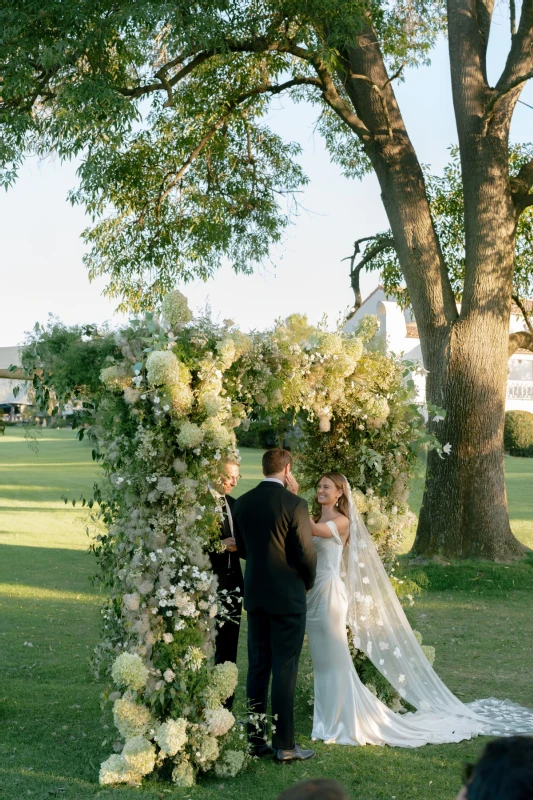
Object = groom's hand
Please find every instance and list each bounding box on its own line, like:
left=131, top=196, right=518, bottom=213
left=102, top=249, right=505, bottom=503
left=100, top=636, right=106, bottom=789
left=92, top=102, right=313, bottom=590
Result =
left=285, top=473, right=300, bottom=495
left=222, top=537, right=238, bottom=552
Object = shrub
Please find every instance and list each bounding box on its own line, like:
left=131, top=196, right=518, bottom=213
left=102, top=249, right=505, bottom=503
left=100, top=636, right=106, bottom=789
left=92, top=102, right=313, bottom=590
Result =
left=504, top=411, right=533, bottom=456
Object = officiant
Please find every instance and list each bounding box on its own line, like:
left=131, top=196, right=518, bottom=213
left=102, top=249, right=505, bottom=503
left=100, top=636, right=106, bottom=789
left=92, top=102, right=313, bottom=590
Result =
left=208, top=456, right=243, bottom=708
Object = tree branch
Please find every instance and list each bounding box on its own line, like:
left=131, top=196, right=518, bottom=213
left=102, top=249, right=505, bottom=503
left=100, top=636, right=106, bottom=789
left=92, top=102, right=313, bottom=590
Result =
left=510, top=0, right=517, bottom=37
left=512, top=294, right=533, bottom=335
left=509, top=330, right=533, bottom=355
left=511, top=156, right=533, bottom=214
left=342, top=235, right=396, bottom=318
left=347, top=72, right=392, bottom=137
left=447, top=0, right=492, bottom=120
left=482, top=68, right=533, bottom=133
left=489, top=0, right=533, bottom=123
left=153, top=77, right=323, bottom=216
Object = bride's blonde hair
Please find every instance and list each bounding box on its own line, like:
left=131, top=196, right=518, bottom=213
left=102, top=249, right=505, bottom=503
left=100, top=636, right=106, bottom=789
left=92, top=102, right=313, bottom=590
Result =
left=314, top=472, right=350, bottom=521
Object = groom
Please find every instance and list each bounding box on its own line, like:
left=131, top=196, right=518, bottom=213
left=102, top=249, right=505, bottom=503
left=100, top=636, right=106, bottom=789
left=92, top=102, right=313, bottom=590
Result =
left=233, top=448, right=317, bottom=762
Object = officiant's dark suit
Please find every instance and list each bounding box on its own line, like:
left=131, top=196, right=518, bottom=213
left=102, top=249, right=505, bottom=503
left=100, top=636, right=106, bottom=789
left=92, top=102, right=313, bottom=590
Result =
left=233, top=454, right=317, bottom=755
left=208, top=463, right=244, bottom=709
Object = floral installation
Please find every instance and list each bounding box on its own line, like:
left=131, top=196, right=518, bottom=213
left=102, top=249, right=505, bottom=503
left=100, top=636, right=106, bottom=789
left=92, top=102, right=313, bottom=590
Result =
left=22, top=292, right=441, bottom=786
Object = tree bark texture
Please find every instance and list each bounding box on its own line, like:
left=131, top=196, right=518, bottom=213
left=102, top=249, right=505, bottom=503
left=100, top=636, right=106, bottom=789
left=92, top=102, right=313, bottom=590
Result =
left=333, top=11, right=529, bottom=560
left=417, top=314, right=524, bottom=560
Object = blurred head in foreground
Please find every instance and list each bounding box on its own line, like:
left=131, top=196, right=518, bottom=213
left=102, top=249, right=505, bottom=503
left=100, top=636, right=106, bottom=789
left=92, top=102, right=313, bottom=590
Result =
left=276, top=779, right=350, bottom=800
left=457, top=736, right=533, bottom=800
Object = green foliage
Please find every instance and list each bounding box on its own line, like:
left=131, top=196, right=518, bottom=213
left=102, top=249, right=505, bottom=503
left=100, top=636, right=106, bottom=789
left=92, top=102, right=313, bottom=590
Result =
left=365, top=146, right=533, bottom=308
left=0, top=0, right=447, bottom=310
left=21, top=319, right=117, bottom=410
left=504, top=410, right=533, bottom=456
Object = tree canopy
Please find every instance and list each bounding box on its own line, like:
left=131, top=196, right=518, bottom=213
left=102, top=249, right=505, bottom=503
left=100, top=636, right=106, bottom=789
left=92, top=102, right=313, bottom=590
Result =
left=1, top=0, right=448, bottom=309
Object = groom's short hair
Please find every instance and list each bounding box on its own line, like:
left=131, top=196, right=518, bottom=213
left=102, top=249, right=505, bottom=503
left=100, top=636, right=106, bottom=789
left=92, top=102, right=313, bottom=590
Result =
left=262, top=447, right=293, bottom=476
left=276, top=779, right=349, bottom=800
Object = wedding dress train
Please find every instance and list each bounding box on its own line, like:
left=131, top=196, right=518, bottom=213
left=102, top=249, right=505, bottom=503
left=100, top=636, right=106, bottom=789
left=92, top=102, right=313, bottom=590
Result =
left=306, top=494, right=533, bottom=748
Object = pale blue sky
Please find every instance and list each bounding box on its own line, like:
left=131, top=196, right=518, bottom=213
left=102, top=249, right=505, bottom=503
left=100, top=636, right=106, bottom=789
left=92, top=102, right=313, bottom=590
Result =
left=1, top=25, right=532, bottom=346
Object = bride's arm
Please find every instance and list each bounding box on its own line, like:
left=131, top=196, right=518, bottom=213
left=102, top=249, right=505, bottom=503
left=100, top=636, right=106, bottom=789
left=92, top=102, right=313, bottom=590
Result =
left=310, top=517, right=349, bottom=540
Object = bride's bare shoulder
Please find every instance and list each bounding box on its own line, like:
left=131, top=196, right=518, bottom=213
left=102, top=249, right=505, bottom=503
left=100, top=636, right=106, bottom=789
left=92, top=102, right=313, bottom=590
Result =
left=332, top=514, right=350, bottom=533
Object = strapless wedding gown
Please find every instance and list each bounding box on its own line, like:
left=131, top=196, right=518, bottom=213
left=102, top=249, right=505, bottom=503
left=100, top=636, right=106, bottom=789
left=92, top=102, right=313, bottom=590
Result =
left=306, top=522, right=533, bottom=747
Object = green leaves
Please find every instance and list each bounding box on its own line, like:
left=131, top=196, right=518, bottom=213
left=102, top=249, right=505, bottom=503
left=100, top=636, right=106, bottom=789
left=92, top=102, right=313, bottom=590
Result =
left=0, top=0, right=446, bottom=308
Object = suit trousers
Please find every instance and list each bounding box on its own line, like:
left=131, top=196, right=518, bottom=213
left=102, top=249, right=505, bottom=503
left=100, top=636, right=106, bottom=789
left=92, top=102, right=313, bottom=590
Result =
left=246, top=610, right=306, bottom=750
left=214, top=594, right=242, bottom=709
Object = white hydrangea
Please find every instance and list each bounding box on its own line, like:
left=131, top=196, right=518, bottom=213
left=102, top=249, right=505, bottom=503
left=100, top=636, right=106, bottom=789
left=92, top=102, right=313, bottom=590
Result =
left=422, top=645, right=436, bottom=665
left=195, top=734, right=219, bottom=766
left=123, top=592, right=140, bottom=612
left=367, top=396, right=390, bottom=421
left=100, top=365, right=130, bottom=391
left=122, top=736, right=156, bottom=776
left=352, top=488, right=368, bottom=514
left=365, top=511, right=389, bottom=535
left=111, top=652, right=149, bottom=691
left=113, top=695, right=152, bottom=739
left=161, top=290, right=193, bottom=327
left=214, top=749, right=246, bottom=778
left=146, top=350, right=189, bottom=387
left=170, top=381, right=194, bottom=416
left=99, top=753, right=138, bottom=785
left=156, top=476, right=175, bottom=496
left=201, top=418, right=234, bottom=451
left=199, top=391, right=224, bottom=417
left=212, top=661, right=238, bottom=701
left=155, top=718, right=188, bottom=756
left=163, top=668, right=176, bottom=683
left=216, top=338, right=237, bottom=369
left=172, top=758, right=195, bottom=787
left=177, top=421, right=204, bottom=449
left=123, top=387, right=141, bottom=405
left=204, top=708, right=235, bottom=737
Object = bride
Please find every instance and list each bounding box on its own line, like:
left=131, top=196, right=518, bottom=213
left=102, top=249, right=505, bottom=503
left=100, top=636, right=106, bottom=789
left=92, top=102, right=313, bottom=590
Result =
left=305, top=471, right=533, bottom=747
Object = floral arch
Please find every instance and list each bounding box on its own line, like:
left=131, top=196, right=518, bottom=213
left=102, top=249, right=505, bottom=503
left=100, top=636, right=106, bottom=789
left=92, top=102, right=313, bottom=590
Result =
left=23, top=291, right=432, bottom=787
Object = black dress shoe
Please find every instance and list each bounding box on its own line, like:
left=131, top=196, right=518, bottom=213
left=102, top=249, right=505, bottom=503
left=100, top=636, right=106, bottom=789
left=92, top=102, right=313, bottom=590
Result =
left=275, top=744, right=316, bottom=762
left=250, top=743, right=275, bottom=757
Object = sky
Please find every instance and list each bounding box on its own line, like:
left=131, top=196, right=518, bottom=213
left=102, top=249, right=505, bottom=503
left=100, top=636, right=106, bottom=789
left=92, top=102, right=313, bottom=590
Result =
left=1, top=18, right=532, bottom=347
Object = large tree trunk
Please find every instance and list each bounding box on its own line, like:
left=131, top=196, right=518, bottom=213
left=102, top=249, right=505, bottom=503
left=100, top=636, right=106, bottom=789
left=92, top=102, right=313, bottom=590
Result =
left=415, top=314, right=525, bottom=560
left=335, top=12, right=529, bottom=560
left=414, top=122, right=525, bottom=560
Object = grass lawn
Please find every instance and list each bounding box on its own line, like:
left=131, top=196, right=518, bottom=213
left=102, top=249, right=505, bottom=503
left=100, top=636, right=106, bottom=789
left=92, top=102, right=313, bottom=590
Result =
left=1, top=429, right=533, bottom=800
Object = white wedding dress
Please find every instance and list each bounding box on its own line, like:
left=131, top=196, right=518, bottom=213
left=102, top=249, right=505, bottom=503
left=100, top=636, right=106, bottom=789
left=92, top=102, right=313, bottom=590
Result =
left=306, top=485, right=533, bottom=748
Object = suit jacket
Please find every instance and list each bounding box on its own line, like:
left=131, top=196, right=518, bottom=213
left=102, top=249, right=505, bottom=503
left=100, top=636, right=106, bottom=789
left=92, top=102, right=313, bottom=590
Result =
left=233, top=481, right=317, bottom=615
left=208, top=494, right=244, bottom=594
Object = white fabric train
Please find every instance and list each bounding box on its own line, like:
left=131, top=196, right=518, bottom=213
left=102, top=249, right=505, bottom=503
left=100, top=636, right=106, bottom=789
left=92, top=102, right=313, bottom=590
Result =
left=305, top=479, right=533, bottom=746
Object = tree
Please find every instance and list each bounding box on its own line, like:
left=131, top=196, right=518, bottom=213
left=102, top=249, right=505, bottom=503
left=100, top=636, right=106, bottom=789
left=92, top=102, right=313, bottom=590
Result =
left=1, top=0, right=533, bottom=559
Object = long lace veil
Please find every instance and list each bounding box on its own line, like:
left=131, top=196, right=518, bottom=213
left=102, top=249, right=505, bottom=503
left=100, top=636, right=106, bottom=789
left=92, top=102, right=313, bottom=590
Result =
left=340, top=476, right=533, bottom=734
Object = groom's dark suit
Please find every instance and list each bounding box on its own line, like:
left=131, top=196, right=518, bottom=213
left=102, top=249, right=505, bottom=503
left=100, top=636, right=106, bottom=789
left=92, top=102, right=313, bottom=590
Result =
left=233, top=479, right=317, bottom=751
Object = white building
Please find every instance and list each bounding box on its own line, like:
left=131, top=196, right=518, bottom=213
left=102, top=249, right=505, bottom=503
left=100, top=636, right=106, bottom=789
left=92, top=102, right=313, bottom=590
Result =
left=0, top=346, right=32, bottom=419
left=344, top=286, right=533, bottom=414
